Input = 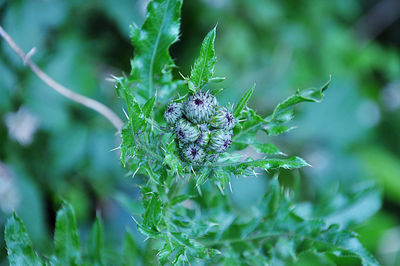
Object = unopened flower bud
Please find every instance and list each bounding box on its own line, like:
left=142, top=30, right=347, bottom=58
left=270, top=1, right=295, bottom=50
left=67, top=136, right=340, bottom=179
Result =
left=181, top=143, right=205, bottom=165
left=184, top=91, right=217, bottom=124
left=210, top=106, right=236, bottom=130
left=174, top=118, right=200, bottom=143
left=196, top=124, right=210, bottom=147
left=164, top=102, right=183, bottom=126
left=208, top=129, right=233, bottom=153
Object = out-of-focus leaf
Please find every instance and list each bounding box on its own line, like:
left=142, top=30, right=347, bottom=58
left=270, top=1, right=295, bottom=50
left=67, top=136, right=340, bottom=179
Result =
left=52, top=201, right=81, bottom=264
left=87, top=216, right=105, bottom=265
left=114, top=193, right=144, bottom=215
left=324, top=183, right=381, bottom=228
left=169, top=194, right=193, bottom=206
left=5, top=213, right=42, bottom=266
left=357, top=145, right=400, bottom=203
left=201, top=178, right=379, bottom=266
left=288, top=251, right=335, bottom=266
left=356, top=212, right=397, bottom=252
left=122, top=230, right=139, bottom=266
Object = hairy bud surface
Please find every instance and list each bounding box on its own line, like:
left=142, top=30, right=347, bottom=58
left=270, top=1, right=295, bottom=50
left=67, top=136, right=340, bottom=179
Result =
left=164, top=102, right=183, bottom=126
left=165, top=90, right=235, bottom=165
left=184, top=91, right=217, bottom=124
left=181, top=143, right=206, bottom=164
left=174, top=119, right=200, bottom=143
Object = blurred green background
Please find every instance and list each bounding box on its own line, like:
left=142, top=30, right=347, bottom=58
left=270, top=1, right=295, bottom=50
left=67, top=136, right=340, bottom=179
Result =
left=1, top=0, right=400, bottom=265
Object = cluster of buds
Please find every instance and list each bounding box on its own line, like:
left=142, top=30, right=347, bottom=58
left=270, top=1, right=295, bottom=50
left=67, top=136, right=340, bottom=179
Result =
left=164, top=91, right=236, bottom=165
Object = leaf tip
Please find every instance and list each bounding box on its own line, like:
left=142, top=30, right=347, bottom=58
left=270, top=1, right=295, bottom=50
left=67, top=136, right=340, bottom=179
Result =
left=321, top=75, right=332, bottom=92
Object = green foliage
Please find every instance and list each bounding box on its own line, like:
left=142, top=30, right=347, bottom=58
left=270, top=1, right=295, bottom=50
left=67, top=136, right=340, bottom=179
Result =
left=197, top=178, right=379, bottom=265
left=233, top=84, right=254, bottom=117
left=110, top=0, right=378, bottom=264
left=5, top=213, right=42, bottom=266
left=2, top=0, right=387, bottom=265
left=4, top=202, right=140, bottom=265
left=189, top=27, right=217, bottom=91
left=122, top=230, right=139, bottom=266
left=87, top=217, right=105, bottom=265
left=52, top=201, right=81, bottom=264
left=125, top=0, right=183, bottom=100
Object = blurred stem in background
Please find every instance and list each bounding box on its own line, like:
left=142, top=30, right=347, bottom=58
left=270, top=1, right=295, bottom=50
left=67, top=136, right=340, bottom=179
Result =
left=0, top=25, right=123, bottom=131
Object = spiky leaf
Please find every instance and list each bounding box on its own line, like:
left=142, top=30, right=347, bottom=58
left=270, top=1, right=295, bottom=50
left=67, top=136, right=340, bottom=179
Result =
left=52, top=201, right=81, bottom=264
left=233, top=84, right=255, bottom=117
left=5, top=213, right=42, bottom=266
left=190, top=27, right=217, bottom=90
left=129, top=0, right=182, bottom=99
left=87, top=217, right=105, bottom=265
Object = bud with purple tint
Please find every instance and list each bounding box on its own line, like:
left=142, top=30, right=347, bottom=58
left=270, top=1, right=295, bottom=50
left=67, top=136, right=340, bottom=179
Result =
left=208, top=129, right=233, bottom=153
left=184, top=91, right=217, bottom=124
left=181, top=143, right=206, bottom=165
left=174, top=118, right=200, bottom=143
left=210, top=106, right=236, bottom=130
left=164, top=102, right=183, bottom=126
left=196, top=124, right=211, bottom=147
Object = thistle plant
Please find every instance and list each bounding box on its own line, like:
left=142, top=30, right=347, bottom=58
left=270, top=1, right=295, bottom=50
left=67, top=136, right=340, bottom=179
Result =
left=165, top=90, right=235, bottom=165
left=3, top=0, right=381, bottom=265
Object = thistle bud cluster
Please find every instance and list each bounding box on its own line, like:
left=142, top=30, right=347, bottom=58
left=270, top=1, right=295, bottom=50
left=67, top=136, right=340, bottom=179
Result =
left=164, top=91, right=236, bottom=165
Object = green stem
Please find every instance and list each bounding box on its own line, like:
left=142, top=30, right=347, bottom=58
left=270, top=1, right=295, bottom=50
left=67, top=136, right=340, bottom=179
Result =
left=199, top=230, right=357, bottom=256
left=200, top=232, right=292, bottom=247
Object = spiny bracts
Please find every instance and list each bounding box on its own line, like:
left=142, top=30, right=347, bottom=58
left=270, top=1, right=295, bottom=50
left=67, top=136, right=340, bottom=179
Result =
left=164, top=90, right=236, bottom=165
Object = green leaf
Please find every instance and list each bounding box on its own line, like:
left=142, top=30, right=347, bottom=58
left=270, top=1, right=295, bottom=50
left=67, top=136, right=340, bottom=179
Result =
left=314, top=183, right=381, bottom=228
left=232, top=107, right=265, bottom=149
left=239, top=156, right=310, bottom=170
left=163, top=139, right=184, bottom=175
left=198, top=177, right=378, bottom=265
left=208, top=76, right=226, bottom=84
left=53, top=201, right=81, bottom=264
left=233, top=78, right=330, bottom=139
left=190, top=27, right=217, bottom=89
left=5, top=213, right=42, bottom=266
left=142, top=194, right=163, bottom=229
left=265, top=178, right=281, bottom=217
left=87, top=216, right=104, bottom=265
left=233, top=84, right=255, bottom=117
left=142, top=95, right=156, bottom=118
left=122, top=230, right=139, bottom=266
left=129, top=98, right=145, bottom=133
left=120, top=124, right=135, bottom=166
left=264, top=124, right=296, bottom=136
left=267, top=77, right=331, bottom=123
left=213, top=169, right=230, bottom=191
left=209, top=87, right=225, bottom=96
left=251, top=143, right=284, bottom=155
left=214, top=157, right=309, bottom=175
left=129, top=0, right=182, bottom=98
